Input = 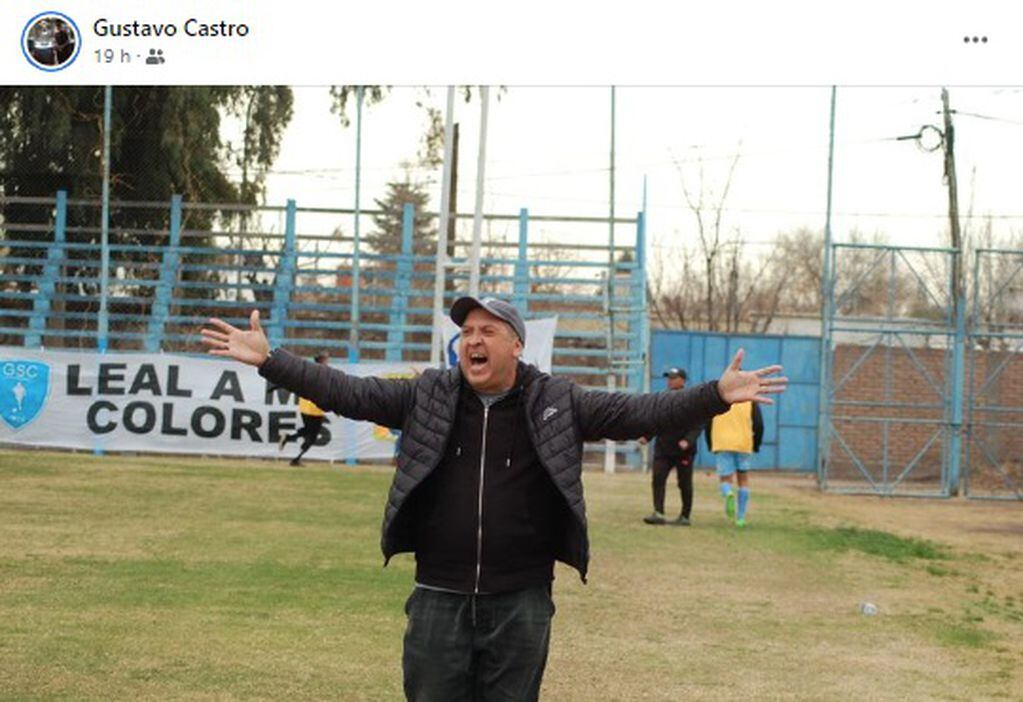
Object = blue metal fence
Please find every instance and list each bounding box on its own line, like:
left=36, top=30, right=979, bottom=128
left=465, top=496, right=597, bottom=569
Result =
left=819, top=242, right=960, bottom=497
left=650, top=329, right=820, bottom=471
left=965, top=248, right=1023, bottom=500
left=0, top=191, right=648, bottom=394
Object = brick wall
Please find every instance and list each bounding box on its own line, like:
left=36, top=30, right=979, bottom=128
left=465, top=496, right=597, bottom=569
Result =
left=826, top=343, right=1023, bottom=494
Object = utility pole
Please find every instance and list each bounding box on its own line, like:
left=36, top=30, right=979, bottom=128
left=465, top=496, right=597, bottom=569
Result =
left=941, top=87, right=964, bottom=498
left=941, top=87, right=963, bottom=303
left=893, top=88, right=965, bottom=496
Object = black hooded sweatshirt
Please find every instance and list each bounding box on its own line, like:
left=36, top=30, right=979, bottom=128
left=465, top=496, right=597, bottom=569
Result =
left=406, top=378, right=566, bottom=593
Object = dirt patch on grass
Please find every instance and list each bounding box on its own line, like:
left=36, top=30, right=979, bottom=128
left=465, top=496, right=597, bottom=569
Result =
left=757, top=471, right=1023, bottom=556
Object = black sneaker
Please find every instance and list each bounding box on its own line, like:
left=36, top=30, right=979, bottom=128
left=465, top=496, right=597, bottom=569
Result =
left=670, top=515, right=691, bottom=526
left=643, top=512, right=666, bottom=525
left=289, top=458, right=302, bottom=467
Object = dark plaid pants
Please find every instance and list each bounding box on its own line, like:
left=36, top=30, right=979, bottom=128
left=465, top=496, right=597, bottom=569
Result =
left=402, top=585, right=555, bottom=701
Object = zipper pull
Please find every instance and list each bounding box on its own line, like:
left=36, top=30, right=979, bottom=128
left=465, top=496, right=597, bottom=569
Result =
left=505, top=457, right=511, bottom=468
left=456, top=446, right=462, bottom=457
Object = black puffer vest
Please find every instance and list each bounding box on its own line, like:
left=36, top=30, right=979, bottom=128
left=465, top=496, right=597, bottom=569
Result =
left=383, top=362, right=590, bottom=581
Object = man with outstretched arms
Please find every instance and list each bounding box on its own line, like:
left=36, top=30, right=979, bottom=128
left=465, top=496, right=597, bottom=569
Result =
left=201, top=295, right=786, bottom=701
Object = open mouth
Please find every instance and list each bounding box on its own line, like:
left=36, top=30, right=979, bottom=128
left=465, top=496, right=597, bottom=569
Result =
left=468, top=351, right=489, bottom=370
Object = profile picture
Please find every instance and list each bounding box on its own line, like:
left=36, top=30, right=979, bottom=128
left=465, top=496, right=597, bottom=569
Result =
left=22, top=12, right=80, bottom=71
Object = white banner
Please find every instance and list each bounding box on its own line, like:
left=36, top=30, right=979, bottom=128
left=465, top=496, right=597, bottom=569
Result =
left=0, top=347, right=429, bottom=461
left=441, top=316, right=558, bottom=373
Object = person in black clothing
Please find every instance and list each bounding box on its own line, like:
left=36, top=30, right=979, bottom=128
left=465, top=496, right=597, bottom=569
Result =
left=53, top=21, right=75, bottom=65
left=642, top=367, right=702, bottom=526
left=277, top=352, right=330, bottom=466
left=200, top=296, right=787, bottom=702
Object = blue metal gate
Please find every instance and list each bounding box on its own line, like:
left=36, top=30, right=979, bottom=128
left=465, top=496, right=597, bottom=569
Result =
left=650, top=329, right=819, bottom=471
left=965, top=248, right=1023, bottom=500
left=819, top=243, right=961, bottom=496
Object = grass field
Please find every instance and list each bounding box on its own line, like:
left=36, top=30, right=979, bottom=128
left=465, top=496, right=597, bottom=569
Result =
left=1, top=449, right=1021, bottom=701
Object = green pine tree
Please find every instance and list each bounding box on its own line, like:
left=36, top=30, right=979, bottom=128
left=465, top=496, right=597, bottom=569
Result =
left=367, top=177, right=437, bottom=256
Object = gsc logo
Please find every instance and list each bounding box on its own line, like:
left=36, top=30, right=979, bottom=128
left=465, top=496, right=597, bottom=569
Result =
left=0, top=360, right=51, bottom=430
left=3, top=361, right=44, bottom=379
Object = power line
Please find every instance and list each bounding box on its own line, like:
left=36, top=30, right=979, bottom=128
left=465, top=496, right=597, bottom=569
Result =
left=952, top=110, right=1023, bottom=127
left=457, top=186, right=1023, bottom=220
left=234, top=134, right=926, bottom=184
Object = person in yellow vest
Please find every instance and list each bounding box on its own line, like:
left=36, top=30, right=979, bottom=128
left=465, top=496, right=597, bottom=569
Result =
left=704, top=400, right=763, bottom=527
left=278, top=352, right=330, bottom=466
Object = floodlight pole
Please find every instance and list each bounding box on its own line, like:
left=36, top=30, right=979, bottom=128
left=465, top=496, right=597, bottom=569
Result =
left=604, top=86, right=617, bottom=475
left=609, top=86, right=616, bottom=268
left=98, top=86, right=112, bottom=353
left=349, top=86, right=363, bottom=362
left=431, top=87, right=457, bottom=366
left=468, top=87, right=489, bottom=297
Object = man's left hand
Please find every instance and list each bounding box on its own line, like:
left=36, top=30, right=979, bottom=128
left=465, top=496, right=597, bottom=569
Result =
left=718, top=348, right=787, bottom=405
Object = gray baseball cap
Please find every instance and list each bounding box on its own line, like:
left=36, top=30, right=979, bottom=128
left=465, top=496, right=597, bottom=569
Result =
left=450, top=296, right=526, bottom=343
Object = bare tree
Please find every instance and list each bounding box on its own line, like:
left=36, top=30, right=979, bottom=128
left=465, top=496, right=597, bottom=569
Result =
left=647, top=234, right=700, bottom=329
left=737, top=240, right=791, bottom=334
left=673, top=146, right=741, bottom=332
left=971, top=220, right=1023, bottom=349
left=723, top=231, right=742, bottom=331
left=647, top=228, right=792, bottom=333
left=656, top=141, right=796, bottom=334
left=773, top=227, right=824, bottom=313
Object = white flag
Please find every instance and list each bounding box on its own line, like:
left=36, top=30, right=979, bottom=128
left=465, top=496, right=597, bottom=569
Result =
left=441, top=317, right=558, bottom=373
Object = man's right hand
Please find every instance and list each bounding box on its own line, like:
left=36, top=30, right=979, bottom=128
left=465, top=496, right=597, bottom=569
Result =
left=200, top=310, right=270, bottom=367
